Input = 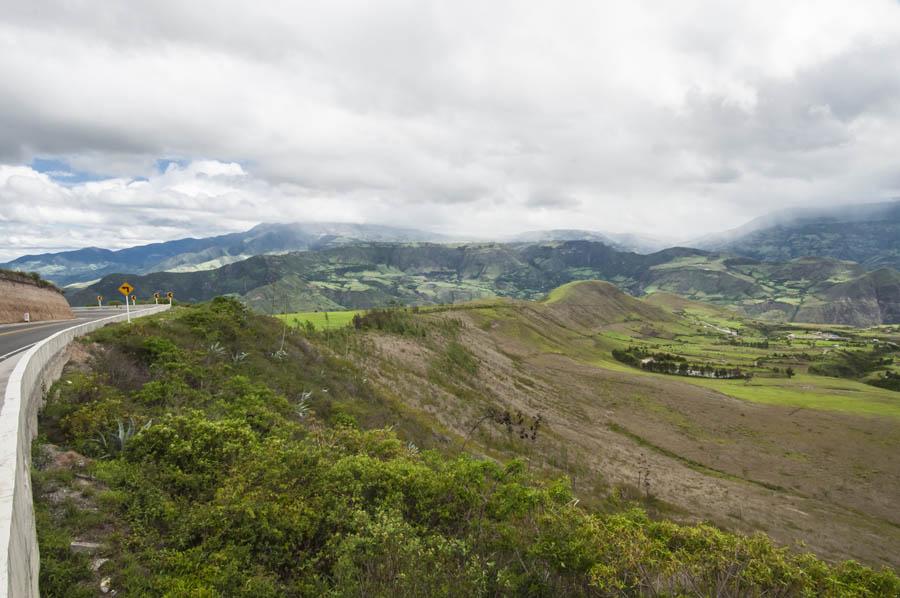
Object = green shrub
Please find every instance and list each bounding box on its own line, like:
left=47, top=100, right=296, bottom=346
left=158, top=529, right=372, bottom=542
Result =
left=33, top=300, right=900, bottom=597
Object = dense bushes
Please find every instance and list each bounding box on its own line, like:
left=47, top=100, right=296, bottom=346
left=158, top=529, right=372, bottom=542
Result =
left=870, top=370, right=900, bottom=391
left=352, top=308, right=427, bottom=336
left=809, top=347, right=893, bottom=379
left=809, top=346, right=898, bottom=391
left=34, top=299, right=899, bottom=596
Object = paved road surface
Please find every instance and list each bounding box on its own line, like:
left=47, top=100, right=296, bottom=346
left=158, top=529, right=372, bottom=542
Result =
left=0, top=306, right=158, bottom=364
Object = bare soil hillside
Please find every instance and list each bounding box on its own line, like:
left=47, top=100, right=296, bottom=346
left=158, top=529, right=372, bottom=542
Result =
left=0, top=272, right=74, bottom=323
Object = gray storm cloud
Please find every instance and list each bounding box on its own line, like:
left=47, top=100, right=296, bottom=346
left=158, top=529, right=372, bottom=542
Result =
left=1, top=0, right=900, bottom=260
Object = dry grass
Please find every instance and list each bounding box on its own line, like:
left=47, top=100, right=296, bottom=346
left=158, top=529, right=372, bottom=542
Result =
left=341, top=285, right=900, bottom=569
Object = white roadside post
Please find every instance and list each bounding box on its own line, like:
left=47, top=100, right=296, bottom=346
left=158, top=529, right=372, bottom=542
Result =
left=97, top=295, right=103, bottom=308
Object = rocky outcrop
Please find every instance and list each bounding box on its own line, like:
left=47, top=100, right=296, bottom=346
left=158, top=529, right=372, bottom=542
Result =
left=0, top=272, right=74, bottom=323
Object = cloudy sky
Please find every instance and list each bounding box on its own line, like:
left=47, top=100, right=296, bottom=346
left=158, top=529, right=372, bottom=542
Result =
left=2, top=0, right=900, bottom=261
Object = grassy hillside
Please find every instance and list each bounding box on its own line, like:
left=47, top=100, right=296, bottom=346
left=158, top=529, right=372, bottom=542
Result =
left=69, top=241, right=900, bottom=326
left=272, top=282, right=900, bottom=569
left=33, top=298, right=899, bottom=596
left=277, top=309, right=365, bottom=331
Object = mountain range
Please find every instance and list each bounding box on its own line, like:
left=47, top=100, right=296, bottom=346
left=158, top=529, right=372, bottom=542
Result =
left=7, top=200, right=900, bottom=288
left=0, top=222, right=453, bottom=287
left=2, top=222, right=673, bottom=287
left=7, top=200, right=900, bottom=325
left=695, top=200, right=900, bottom=270
left=66, top=241, right=900, bottom=326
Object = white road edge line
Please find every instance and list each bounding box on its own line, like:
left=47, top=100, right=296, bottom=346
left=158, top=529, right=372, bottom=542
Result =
left=0, top=344, right=36, bottom=363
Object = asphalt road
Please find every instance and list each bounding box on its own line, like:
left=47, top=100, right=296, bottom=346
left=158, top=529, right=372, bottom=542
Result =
left=0, top=306, right=157, bottom=364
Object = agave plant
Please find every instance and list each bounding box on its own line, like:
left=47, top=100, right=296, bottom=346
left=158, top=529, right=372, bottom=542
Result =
left=207, top=341, right=226, bottom=357
left=295, top=391, right=313, bottom=419
left=92, top=417, right=152, bottom=459
left=231, top=351, right=249, bottom=364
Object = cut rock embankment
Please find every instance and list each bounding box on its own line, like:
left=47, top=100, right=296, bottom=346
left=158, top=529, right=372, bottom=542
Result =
left=0, top=273, right=73, bottom=324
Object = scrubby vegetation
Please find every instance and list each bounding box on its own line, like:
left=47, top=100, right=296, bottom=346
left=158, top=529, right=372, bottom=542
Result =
left=0, top=267, right=63, bottom=293
left=809, top=346, right=895, bottom=387
left=34, top=299, right=900, bottom=596
left=870, top=370, right=900, bottom=391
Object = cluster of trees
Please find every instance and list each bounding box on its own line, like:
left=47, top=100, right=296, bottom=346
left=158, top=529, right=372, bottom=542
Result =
left=810, top=347, right=895, bottom=381
left=612, top=348, right=747, bottom=379
left=724, top=338, right=770, bottom=349
left=770, top=366, right=796, bottom=378
left=870, top=370, right=900, bottom=392
left=33, top=298, right=899, bottom=596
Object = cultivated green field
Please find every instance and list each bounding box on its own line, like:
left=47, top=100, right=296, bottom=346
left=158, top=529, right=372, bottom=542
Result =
left=278, top=309, right=363, bottom=330
left=686, top=374, right=900, bottom=418
left=587, top=298, right=900, bottom=418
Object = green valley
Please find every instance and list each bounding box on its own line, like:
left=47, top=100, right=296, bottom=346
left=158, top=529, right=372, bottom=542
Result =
left=68, top=241, right=900, bottom=327
left=13, top=5, right=900, bottom=595
left=32, top=294, right=900, bottom=596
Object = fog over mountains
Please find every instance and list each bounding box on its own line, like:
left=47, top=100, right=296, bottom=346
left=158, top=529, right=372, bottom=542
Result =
left=694, top=200, right=900, bottom=270
left=4, top=200, right=897, bottom=287
left=1, top=223, right=454, bottom=287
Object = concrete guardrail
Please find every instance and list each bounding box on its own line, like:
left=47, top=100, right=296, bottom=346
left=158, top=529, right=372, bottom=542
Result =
left=0, top=305, right=171, bottom=597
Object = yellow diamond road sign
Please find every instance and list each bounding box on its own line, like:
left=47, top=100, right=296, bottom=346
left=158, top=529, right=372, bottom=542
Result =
left=118, top=282, right=134, bottom=296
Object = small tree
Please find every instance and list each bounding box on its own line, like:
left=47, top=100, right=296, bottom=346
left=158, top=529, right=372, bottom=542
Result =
left=785, top=367, right=795, bottom=379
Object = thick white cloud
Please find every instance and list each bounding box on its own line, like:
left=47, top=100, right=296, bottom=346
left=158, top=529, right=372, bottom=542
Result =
left=2, top=0, right=900, bottom=259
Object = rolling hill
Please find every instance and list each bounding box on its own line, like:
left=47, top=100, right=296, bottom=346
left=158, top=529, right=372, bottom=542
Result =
left=67, top=241, right=900, bottom=326
left=308, top=281, right=900, bottom=568
left=34, top=290, right=900, bottom=594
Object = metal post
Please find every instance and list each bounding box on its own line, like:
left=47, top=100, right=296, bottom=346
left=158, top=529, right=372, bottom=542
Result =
left=125, top=294, right=131, bottom=323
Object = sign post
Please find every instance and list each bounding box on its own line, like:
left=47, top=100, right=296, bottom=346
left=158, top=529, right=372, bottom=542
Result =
left=131, top=295, right=137, bottom=307
left=167, top=291, right=174, bottom=305
left=97, top=295, right=103, bottom=308
left=118, top=282, right=135, bottom=323
left=153, top=292, right=160, bottom=305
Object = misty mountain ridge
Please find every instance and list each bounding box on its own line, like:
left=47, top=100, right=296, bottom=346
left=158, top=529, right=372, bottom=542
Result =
left=67, top=240, right=900, bottom=326
left=0, top=222, right=672, bottom=286
left=506, top=229, right=673, bottom=253
left=694, top=199, right=900, bottom=269
left=0, top=222, right=453, bottom=286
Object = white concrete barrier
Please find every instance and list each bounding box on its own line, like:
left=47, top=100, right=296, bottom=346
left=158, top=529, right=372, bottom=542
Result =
left=0, top=305, right=170, bottom=597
